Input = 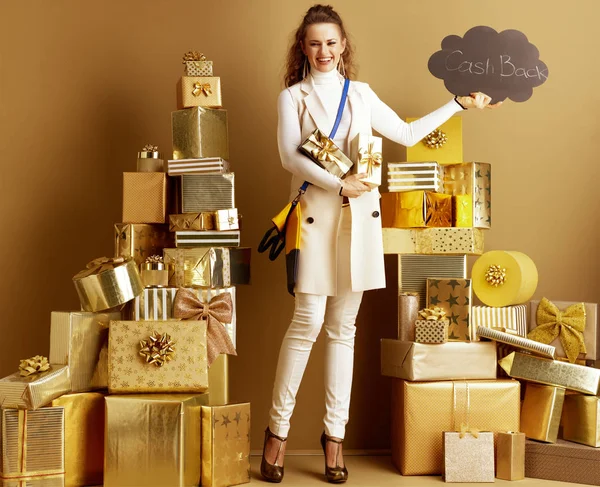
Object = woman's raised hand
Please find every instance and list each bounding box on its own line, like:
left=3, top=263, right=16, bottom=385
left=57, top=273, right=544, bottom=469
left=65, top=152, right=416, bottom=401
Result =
left=457, top=92, right=503, bottom=109
left=340, top=173, right=371, bottom=198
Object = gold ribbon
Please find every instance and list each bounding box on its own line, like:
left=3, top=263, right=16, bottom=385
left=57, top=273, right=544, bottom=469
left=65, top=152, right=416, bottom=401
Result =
left=424, top=128, right=448, bottom=149
left=308, top=131, right=340, bottom=166
left=418, top=307, right=447, bottom=321
left=173, top=288, right=236, bottom=366
left=73, top=256, right=126, bottom=279
left=459, top=423, right=480, bottom=439
left=139, top=332, right=176, bottom=367
left=358, top=142, right=382, bottom=178
left=453, top=382, right=480, bottom=439
left=145, top=255, right=163, bottom=264
left=18, top=356, right=50, bottom=377
left=485, top=264, right=506, bottom=287
left=192, top=82, right=212, bottom=97
left=182, top=51, right=207, bottom=63
left=527, top=297, right=586, bottom=363
left=141, top=144, right=158, bottom=152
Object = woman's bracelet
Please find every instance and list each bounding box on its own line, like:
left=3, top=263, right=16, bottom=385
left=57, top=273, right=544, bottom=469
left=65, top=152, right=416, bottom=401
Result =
left=454, top=95, right=467, bottom=110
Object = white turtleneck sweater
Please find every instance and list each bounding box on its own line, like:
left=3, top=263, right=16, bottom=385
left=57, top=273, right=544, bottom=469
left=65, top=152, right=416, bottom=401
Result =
left=277, top=68, right=463, bottom=194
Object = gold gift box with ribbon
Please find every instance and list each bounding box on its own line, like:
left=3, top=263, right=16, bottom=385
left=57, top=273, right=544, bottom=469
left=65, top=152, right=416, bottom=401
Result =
left=169, top=213, right=214, bottom=232
left=49, top=311, right=121, bottom=392
left=381, top=191, right=452, bottom=228
left=562, top=394, right=600, bottom=447
left=426, top=278, right=473, bottom=342
left=521, top=383, right=565, bottom=443
left=0, top=365, right=71, bottom=410
left=299, top=129, right=353, bottom=178
left=201, top=403, right=251, bottom=487
left=406, top=116, right=463, bottom=165
left=122, top=172, right=167, bottom=224
left=443, top=162, right=492, bottom=228
left=182, top=51, right=214, bottom=77
left=443, top=431, right=494, bottom=483
left=172, top=107, right=229, bottom=161
left=104, top=393, right=208, bottom=487
left=382, top=227, right=484, bottom=255
left=114, top=223, right=172, bottom=268
left=350, top=133, right=382, bottom=188
left=178, top=76, right=222, bottom=109
left=0, top=408, right=64, bottom=484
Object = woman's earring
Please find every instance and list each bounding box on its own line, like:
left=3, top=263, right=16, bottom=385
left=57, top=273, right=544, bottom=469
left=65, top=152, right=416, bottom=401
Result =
left=302, top=57, right=309, bottom=79
left=338, top=56, right=346, bottom=78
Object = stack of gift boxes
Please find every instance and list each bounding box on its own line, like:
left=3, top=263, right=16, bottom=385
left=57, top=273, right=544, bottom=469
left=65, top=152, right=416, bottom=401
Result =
left=379, top=116, right=600, bottom=484
left=0, top=51, right=252, bottom=487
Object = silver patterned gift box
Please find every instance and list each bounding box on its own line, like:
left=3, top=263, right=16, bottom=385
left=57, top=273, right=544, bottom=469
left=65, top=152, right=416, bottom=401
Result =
left=387, top=162, right=443, bottom=192
left=179, top=173, right=235, bottom=212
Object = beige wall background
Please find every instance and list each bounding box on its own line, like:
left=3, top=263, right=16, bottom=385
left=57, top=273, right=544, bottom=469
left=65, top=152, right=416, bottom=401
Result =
left=1, top=0, right=598, bottom=452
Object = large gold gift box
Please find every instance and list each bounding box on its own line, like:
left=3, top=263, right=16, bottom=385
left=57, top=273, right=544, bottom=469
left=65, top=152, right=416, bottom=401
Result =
left=51, top=393, right=104, bottom=487
left=171, top=107, right=229, bottom=160
left=114, top=223, right=172, bottom=267
left=0, top=366, right=70, bottom=410
left=49, top=311, right=121, bottom=392
left=442, top=431, right=494, bottom=483
left=391, top=379, right=520, bottom=475
left=178, top=76, right=222, bottom=109
left=350, top=133, right=382, bottom=188
left=208, top=354, right=229, bottom=406
left=521, top=383, right=565, bottom=443
left=497, top=431, right=525, bottom=481
left=201, top=403, right=251, bottom=487
left=104, top=394, right=209, bottom=487
left=406, top=116, right=462, bottom=164
left=381, top=191, right=452, bottom=228
left=562, top=394, right=600, bottom=447
left=426, top=278, right=473, bottom=341
left=443, top=162, right=492, bottom=228
left=108, top=320, right=209, bottom=394
left=0, top=408, right=64, bottom=484
left=382, top=227, right=484, bottom=255
left=499, top=351, right=600, bottom=395
left=122, top=172, right=167, bottom=224
left=381, top=339, right=496, bottom=380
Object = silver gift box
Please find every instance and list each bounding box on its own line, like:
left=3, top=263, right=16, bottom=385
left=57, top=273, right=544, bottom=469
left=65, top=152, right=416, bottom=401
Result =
left=180, top=174, right=235, bottom=213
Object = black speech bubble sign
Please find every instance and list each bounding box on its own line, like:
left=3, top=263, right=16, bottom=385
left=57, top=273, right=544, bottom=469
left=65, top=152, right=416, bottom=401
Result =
left=428, top=26, right=549, bottom=103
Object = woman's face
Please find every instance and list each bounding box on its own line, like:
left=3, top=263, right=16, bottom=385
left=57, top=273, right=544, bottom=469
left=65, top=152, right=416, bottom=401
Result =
left=302, top=23, right=346, bottom=74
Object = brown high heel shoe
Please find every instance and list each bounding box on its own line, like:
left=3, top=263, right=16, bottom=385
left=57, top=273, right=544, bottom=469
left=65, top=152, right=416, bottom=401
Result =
left=320, top=431, right=348, bottom=483
left=261, top=427, right=287, bottom=483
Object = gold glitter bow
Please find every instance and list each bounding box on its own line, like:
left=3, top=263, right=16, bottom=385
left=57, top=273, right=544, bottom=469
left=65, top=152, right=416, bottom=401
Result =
left=527, top=297, right=586, bottom=363
left=424, top=128, right=448, bottom=149
left=73, top=256, right=127, bottom=279
left=173, top=288, right=236, bottom=366
left=19, top=355, right=50, bottom=377
left=485, top=264, right=506, bottom=287
left=145, top=255, right=163, bottom=264
left=141, top=144, right=158, bottom=152
left=418, top=307, right=447, bottom=321
left=192, top=82, right=212, bottom=97
left=139, top=331, right=176, bottom=367
left=182, top=51, right=206, bottom=63
left=358, top=142, right=382, bottom=177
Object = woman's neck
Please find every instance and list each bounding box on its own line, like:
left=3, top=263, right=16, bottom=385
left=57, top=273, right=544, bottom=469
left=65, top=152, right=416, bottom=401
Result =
left=310, top=67, right=340, bottom=85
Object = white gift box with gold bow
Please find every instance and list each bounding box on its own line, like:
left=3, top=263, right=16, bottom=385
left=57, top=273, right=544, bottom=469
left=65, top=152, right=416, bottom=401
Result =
left=178, top=76, right=222, bottom=109
left=350, top=133, right=382, bottom=188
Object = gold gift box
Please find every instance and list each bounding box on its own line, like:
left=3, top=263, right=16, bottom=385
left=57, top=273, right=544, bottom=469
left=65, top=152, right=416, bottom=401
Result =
left=169, top=213, right=215, bottom=231
left=201, top=403, right=251, bottom=487
left=184, top=60, right=213, bottom=77
left=386, top=162, right=443, bottom=192
left=443, top=162, right=492, bottom=228
left=381, top=191, right=452, bottom=228
left=122, top=172, right=167, bottom=224
left=180, top=173, right=235, bottom=213
left=426, top=191, right=452, bottom=227
left=426, top=278, right=473, bottom=341
left=407, top=116, right=462, bottom=164
left=108, top=320, right=209, bottom=394
left=414, top=320, right=448, bottom=343
left=137, top=147, right=164, bottom=172
left=0, top=408, right=64, bottom=483
left=130, top=287, right=178, bottom=321
left=163, top=247, right=251, bottom=288
left=471, top=305, right=528, bottom=337
left=140, top=260, right=170, bottom=288
left=208, top=354, right=229, bottom=406
left=382, top=227, right=484, bottom=255
left=521, top=383, right=565, bottom=443
left=562, top=394, right=600, bottom=447
left=391, top=379, right=520, bottom=475
left=51, top=393, right=104, bottom=487
left=171, top=107, right=229, bottom=160
left=298, top=129, right=353, bottom=178
left=114, top=223, right=172, bottom=267
left=49, top=311, right=121, bottom=392
left=178, top=76, right=222, bottom=109
left=496, top=431, right=525, bottom=481
left=477, top=326, right=556, bottom=359
left=104, top=393, right=209, bottom=487
left=499, top=351, right=600, bottom=395
left=215, top=208, right=240, bottom=231
left=0, top=366, right=70, bottom=410
left=442, top=431, right=494, bottom=483
left=397, top=292, right=419, bottom=342
left=350, top=133, right=382, bottom=188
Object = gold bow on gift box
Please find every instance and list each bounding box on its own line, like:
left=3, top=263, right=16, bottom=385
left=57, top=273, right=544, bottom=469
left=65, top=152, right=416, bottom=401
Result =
left=73, top=256, right=127, bottom=279
left=300, top=130, right=353, bottom=177
left=458, top=423, right=480, bottom=439
left=528, top=297, right=586, bottom=363
left=192, top=82, right=212, bottom=97
left=19, top=355, right=50, bottom=376
left=139, top=331, right=176, bottom=367
left=173, top=288, right=236, bottom=366
left=358, top=142, right=382, bottom=178
left=418, top=307, right=448, bottom=321
left=182, top=51, right=207, bottom=63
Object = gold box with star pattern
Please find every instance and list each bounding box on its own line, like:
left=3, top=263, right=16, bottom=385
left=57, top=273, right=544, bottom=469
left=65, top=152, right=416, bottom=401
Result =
left=104, top=393, right=209, bottom=487
left=382, top=227, right=484, bottom=255
left=114, top=223, right=173, bottom=267
left=201, top=403, right=251, bottom=487
left=426, top=278, right=473, bottom=341
left=107, top=320, right=208, bottom=394
left=442, top=162, right=492, bottom=228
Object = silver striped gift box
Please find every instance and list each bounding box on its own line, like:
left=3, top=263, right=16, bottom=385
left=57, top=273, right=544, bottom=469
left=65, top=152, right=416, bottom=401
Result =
left=180, top=173, right=235, bottom=212
left=471, top=305, right=528, bottom=337
left=167, top=157, right=230, bottom=176
left=131, top=287, right=178, bottom=321
left=175, top=230, right=240, bottom=248
left=387, top=162, right=443, bottom=192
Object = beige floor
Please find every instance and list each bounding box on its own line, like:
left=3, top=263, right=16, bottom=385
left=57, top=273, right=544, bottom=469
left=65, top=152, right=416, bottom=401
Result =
left=249, top=455, right=575, bottom=486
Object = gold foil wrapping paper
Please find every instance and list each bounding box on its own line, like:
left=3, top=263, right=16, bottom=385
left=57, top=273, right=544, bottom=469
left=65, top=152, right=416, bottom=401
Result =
left=0, top=408, right=64, bottom=483
left=350, top=133, right=382, bottom=188
left=471, top=305, right=528, bottom=337
left=163, top=247, right=251, bottom=288
left=171, top=107, right=229, bottom=160
left=72, top=258, right=143, bottom=312
left=108, top=320, right=209, bottom=393
left=381, top=191, right=452, bottom=228
left=382, top=227, right=484, bottom=255
left=414, top=320, right=448, bottom=343
left=496, top=432, right=525, bottom=481
left=178, top=76, right=222, bottom=109
left=184, top=60, right=213, bottom=77
left=0, top=367, right=70, bottom=410
left=426, top=278, right=473, bottom=341
left=562, top=394, right=600, bottom=447
left=386, top=162, right=443, bottom=192
left=201, top=403, right=251, bottom=487
left=49, top=311, right=121, bottom=392
left=114, top=223, right=172, bottom=267
left=104, top=393, right=209, bottom=487
left=391, top=379, right=520, bottom=475
left=443, top=162, right=492, bottom=228
left=130, top=287, right=178, bottom=321
left=442, top=431, right=494, bottom=483
left=521, top=383, right=565, bottom=443
left=167, top=157, right=230, bottom=176
left=208, top=354, right=229, bottom=406
left=499, top=351, right=600, bottom=395
left=122, top=172, right=167, bottom=224
left=406, top=116, right=463, bottom=165
left=425, top=191, right=452, bottom=227
left=51, top=393, right=104, bottom=487
left=180, top=173, right=235, bottom=213
left=175, top=230, right=240, bottom=248
left=380, top=339, right=497, bottom=381
left=397, top=292, right=419, bottom=341
left=477, top=326, right=556, bottom=359
left=299, top=129, right=353, bottom=178
left=169, top=213, right=214, bottom=231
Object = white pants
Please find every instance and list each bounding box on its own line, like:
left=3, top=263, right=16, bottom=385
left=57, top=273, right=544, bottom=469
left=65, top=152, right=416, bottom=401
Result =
left=268, top=207, right=363, bottom=439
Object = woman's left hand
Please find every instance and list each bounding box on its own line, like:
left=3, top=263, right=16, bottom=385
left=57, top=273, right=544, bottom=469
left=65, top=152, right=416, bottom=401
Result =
left=457, top=92, right=503, bottom=109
